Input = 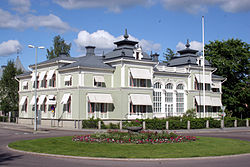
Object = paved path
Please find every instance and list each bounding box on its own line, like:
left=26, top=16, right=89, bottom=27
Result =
left=1, top=123, right=250, bottom=167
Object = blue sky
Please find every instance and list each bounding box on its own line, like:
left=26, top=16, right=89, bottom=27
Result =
left=0, top=0, right=249, bottom=70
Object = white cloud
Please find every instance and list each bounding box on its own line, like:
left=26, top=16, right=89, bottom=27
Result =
left=0, top=9, right=73, bottom=32
left=0, top=40, right=22, bottom=57
left=53, top=0, right=154, bottom=12
left=74, top=30, right=161, bottom=53
left=176, top=40, right=203, bottom=51
left=8, top=0, right=31, bottom=13
left=160, top=0, right=250, bottom=13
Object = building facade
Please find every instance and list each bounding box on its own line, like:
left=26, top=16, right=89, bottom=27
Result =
left=17, top=31, right=225, bottom=128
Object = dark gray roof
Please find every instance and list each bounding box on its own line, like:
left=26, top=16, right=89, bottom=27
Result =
left=16, top=71, right=32, bottom=78
left=59, top=55, right=114, bottom=70
left=29, top=55, right=78, bottom=67
left=167, top=55, right=211, bottom=67
left=212, top=74, right=225, bottom=80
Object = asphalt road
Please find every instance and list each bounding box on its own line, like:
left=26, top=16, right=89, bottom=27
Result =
left=1, top=126, right=250, bottom=167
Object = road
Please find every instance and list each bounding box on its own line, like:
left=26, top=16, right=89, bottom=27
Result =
left=1, top=125, right=250, bottom=167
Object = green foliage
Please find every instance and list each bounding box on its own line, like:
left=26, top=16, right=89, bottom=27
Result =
left=123, top=119, right=142, bottom=128
left=82, top=117, right=105, bottom=129
left=205, top=39, right=250, bottom=118
left=107, top=123, right=120, bottom=129
left=46, top=35, right=71, bottom=60
left=163, top=48, right=176, bottom=63
left=183, top=108, right=197, bottom=118
left=0, top=116, right=8, bottom=122
left=0, top=61, right=23, bottom=116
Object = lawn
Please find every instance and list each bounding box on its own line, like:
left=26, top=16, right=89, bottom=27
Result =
left=8, top=136, right=250, bottom=158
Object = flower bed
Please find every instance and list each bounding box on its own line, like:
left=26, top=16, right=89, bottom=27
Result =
left=72, top=130, right=198, bottom=144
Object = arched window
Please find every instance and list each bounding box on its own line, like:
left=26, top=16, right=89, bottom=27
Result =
left=176, top=84, right=184, bottom=90
left=154, top=82, right=161, bottom=89
left=165, top=83, right=173, bottom=89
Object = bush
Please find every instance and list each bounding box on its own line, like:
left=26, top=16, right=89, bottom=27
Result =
left=209, top=119, right=221, bottom=128
left=237, top=119, right=246, bottom=127
left=107, top=123, right=120, bottom=129
left=82, top=117, right=106, bottom=129
left=190, top=118, right=206, bottom=129
left=0, top=116, right=8, bottom=122
left=224, top=117, right=236, bottom=127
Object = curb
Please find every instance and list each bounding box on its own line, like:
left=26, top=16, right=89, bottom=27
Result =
left=7, top=145, right=250, bottom=161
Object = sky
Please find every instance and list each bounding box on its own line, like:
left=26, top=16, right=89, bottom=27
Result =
left=0, top=0, right=250, bottom=70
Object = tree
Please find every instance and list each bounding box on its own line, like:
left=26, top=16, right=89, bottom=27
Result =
left=205, top=38, right=250, bottom=118
left=163, top=48, right=176, bottom=63
left=0, top=61, right=23, bottom=117
left=46, top=35, right=71, bottom=60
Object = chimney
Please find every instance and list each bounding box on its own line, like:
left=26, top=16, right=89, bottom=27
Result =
left=151, top=53, right=159, bottom=62
left=86, top=46, right=95, bottom=56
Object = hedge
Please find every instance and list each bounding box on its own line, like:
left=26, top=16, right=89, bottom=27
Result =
left=82, top=117, right=249, bottom=130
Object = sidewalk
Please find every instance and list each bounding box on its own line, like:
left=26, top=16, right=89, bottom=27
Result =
left=1, top=122, right=250, bottom=134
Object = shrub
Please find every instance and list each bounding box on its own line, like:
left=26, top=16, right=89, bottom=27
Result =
left=0, top=116, right=8, bottom=122
left=190, top=118, right=206, bottom=129
left=209, top=119, right=221, bottom=128
left=82, top=117, right=106, bottom=129
left=237, top=119, right=246, bottom=127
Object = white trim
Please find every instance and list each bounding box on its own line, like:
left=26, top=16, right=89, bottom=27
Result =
left=64, top=75, right=72, bottom=82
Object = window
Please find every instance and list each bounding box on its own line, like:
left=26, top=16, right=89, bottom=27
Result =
left=153, top=91, right=161, bottom=113
left=64, top=76, right=72, bottom=86
left=33, top=75, right=39, bottom=89
left=212, top=88, right=220, bottom=92
left=49, top=74, right=56, bottom=87
left=195, top=82, right=211, bottom=91
left=130, top=78, right=151, bottom=88
left=63, top=96, right=71, bottom=113
left=32, top=97, right=39, bottom=111
left=154, top=82, right=161, bottom=89
left=136, top=52, right=139, bottom=60
left=165, top=92, right=173, bottom=117
left=22, top=81, right=28, bottom=90
left=176, top=93, right=184, bottom=113
left=40, top=98, right=47, bottom=113
left=89, top=103, right=109, bottom=113
left=176, top=84, right=184, bottom=90
left=41, top=75, right=47, bottom=88
left=165, top=83, right=173, bottom=89
left=21, top=99, right=28, bottom=112
left=94, top=81, right=105, bottom=87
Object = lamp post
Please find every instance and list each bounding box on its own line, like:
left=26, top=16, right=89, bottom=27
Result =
left=28, top=45, right=45, bottom=131
left=221, top=106, right=226, bottom=129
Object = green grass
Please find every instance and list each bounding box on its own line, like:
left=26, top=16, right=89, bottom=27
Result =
left=8, top=136, right=250, bottom=158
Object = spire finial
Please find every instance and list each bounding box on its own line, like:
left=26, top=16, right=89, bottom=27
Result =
left=186, top=39, right=190, bottom=48
left=124, top=28, right=129, bottom=39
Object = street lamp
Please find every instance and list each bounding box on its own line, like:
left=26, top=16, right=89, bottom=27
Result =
left=28, top=45, right=45, bottom=131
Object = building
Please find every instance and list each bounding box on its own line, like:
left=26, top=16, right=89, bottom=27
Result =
left=17, top=31, right=225, bottom=128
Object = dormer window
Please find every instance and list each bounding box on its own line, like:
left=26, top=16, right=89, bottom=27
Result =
left=94, top=76, right=106, bottom=87
left=22, top=81, right=28, bottom=90
left=136, top=52, right=139, bottom=59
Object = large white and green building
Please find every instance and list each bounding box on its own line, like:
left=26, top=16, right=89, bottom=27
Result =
left=17, top=31, right=225, bottom=128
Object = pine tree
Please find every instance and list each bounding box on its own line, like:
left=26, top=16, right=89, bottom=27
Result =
left=0, top=61, right=23, bottom=116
